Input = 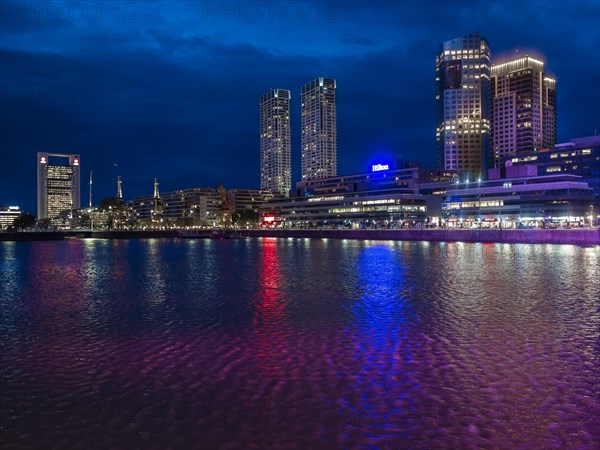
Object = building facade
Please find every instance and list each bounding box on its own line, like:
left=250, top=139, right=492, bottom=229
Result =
left=37, top=153, right=81, bottom=220
left=291, top=161, right=453, bottom=197
left=301, top=77, right=337, bottom=180
left=260, top=89, right=292, bottom=196
left=442, top=165, right=593, bottom=228
left=0, top=206, right=22, bottom=229
left=436, top=32, right=491, bottom=180
left=261, top=190, right=427, bottom=228
left=229, top=189, right=274, bottom=213
left=131, top=187, right=221, bottom=224
left=261, top=162, right=453, bottom=228
left=491, top=55, right=556, bottom=166
left=505, top=135, right=600, bottom=207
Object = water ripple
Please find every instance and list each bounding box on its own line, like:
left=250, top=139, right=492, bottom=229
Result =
left=1, top=239, right=599, bottom=449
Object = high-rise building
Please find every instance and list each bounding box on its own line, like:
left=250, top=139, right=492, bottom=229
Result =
left=491, top=55, right=556, bottom=166
left=301, top=77, right=337, bottom=180
left=260, top=89, right=291, bottom=196
left=436, top=32, right=491, bottom=180
left=37, top=153, right=81, bottom=220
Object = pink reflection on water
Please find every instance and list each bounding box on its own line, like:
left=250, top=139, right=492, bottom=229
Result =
left=27, top=240, right=86, bottom=321
left=251, top=238, right=289, bottom=378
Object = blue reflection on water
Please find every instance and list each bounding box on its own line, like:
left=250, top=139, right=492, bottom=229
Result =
left=341, top=242, right=419, bottom=438
left=352, top=242, right=414, bottom=342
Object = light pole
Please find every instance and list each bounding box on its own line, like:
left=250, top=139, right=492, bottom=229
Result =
left=89, top=170, right=94, bottom=232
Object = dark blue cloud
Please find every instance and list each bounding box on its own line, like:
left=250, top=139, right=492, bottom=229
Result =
left=1, top=0, right=599, bottom=214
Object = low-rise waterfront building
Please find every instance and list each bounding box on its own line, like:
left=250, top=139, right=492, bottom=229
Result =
left=291, top=161, right=454, bottom=197
left=261, top=190, right=428, bottom=228
left=442, top=164, right=594, bottom=228
left=0, top=206, right=22, bottom=229
left=229, top=189, right=275, bottom=214
left=130, top=186, right=274, bottom=227
left=131, top=187, right=221, bottom=225
left=260, top=162, right=454, bottom=228
left=505, top=135, right=600, bottom=207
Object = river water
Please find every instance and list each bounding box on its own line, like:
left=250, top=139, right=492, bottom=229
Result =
left=1, top=238, right=599, bottom=449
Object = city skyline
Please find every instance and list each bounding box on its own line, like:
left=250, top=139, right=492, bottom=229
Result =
left=1, top=1, right=599, bottom=214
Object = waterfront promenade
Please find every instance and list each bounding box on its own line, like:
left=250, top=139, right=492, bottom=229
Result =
left=1, top=228, right=598, bottom=245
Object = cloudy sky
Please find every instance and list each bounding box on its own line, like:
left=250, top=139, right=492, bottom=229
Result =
left=1, top=0, right=599, bottom=213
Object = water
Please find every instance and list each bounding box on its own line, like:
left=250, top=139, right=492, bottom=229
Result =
left=1, top=238, right=599, bottom=449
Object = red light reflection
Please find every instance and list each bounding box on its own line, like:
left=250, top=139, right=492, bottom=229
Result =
left=251, top=238, right=288, bottom=377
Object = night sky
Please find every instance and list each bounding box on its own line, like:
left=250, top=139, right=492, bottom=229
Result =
left=1, top=1, right=599, bottom=214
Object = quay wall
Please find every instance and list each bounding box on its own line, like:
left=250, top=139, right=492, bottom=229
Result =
left=242, top=229, right=600, bottom=246
left=0, top=230, right=179, bottom=241
left=1, top=229, right=598, bottom=245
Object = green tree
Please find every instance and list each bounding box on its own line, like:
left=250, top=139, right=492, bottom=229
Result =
left=98, top=197, right=124, bottom=211
left=12, top=213, right=36, bottom=231
left=233, top=209, right=259, bottom=225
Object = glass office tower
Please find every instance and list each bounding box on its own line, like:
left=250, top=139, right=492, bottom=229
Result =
left=436, top=32, right=491, bottom=180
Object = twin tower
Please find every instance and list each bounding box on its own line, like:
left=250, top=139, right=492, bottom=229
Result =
left=260, top=77, right=337, bottom=197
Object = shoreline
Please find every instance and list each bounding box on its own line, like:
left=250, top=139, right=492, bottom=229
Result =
left=243, top=228, right=600, bottom=246
left=1, top=228, right=598, bottom=245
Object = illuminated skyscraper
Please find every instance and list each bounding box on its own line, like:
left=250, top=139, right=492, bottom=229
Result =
left=491, top=55, right=556, bottom=166
left=301, top=77, right=337, bottom=180
left=37, top=153, right=81, bottom=220
left=436, top=32, right=491, bottom=180
left=260, top=89, right=291, bottom=196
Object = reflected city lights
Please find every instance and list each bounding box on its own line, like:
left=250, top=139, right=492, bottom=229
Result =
left=251, top=238, right=289, bottom=377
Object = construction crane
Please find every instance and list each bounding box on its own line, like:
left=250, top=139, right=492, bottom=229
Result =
left=216, top=183, right=232, bottom=228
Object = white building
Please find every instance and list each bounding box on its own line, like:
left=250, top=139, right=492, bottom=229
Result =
left=301, top=77, right=337, bottom=181
left=37, top=153, right=81, bottom=220
left=260, top=89, right=292, bottom=196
